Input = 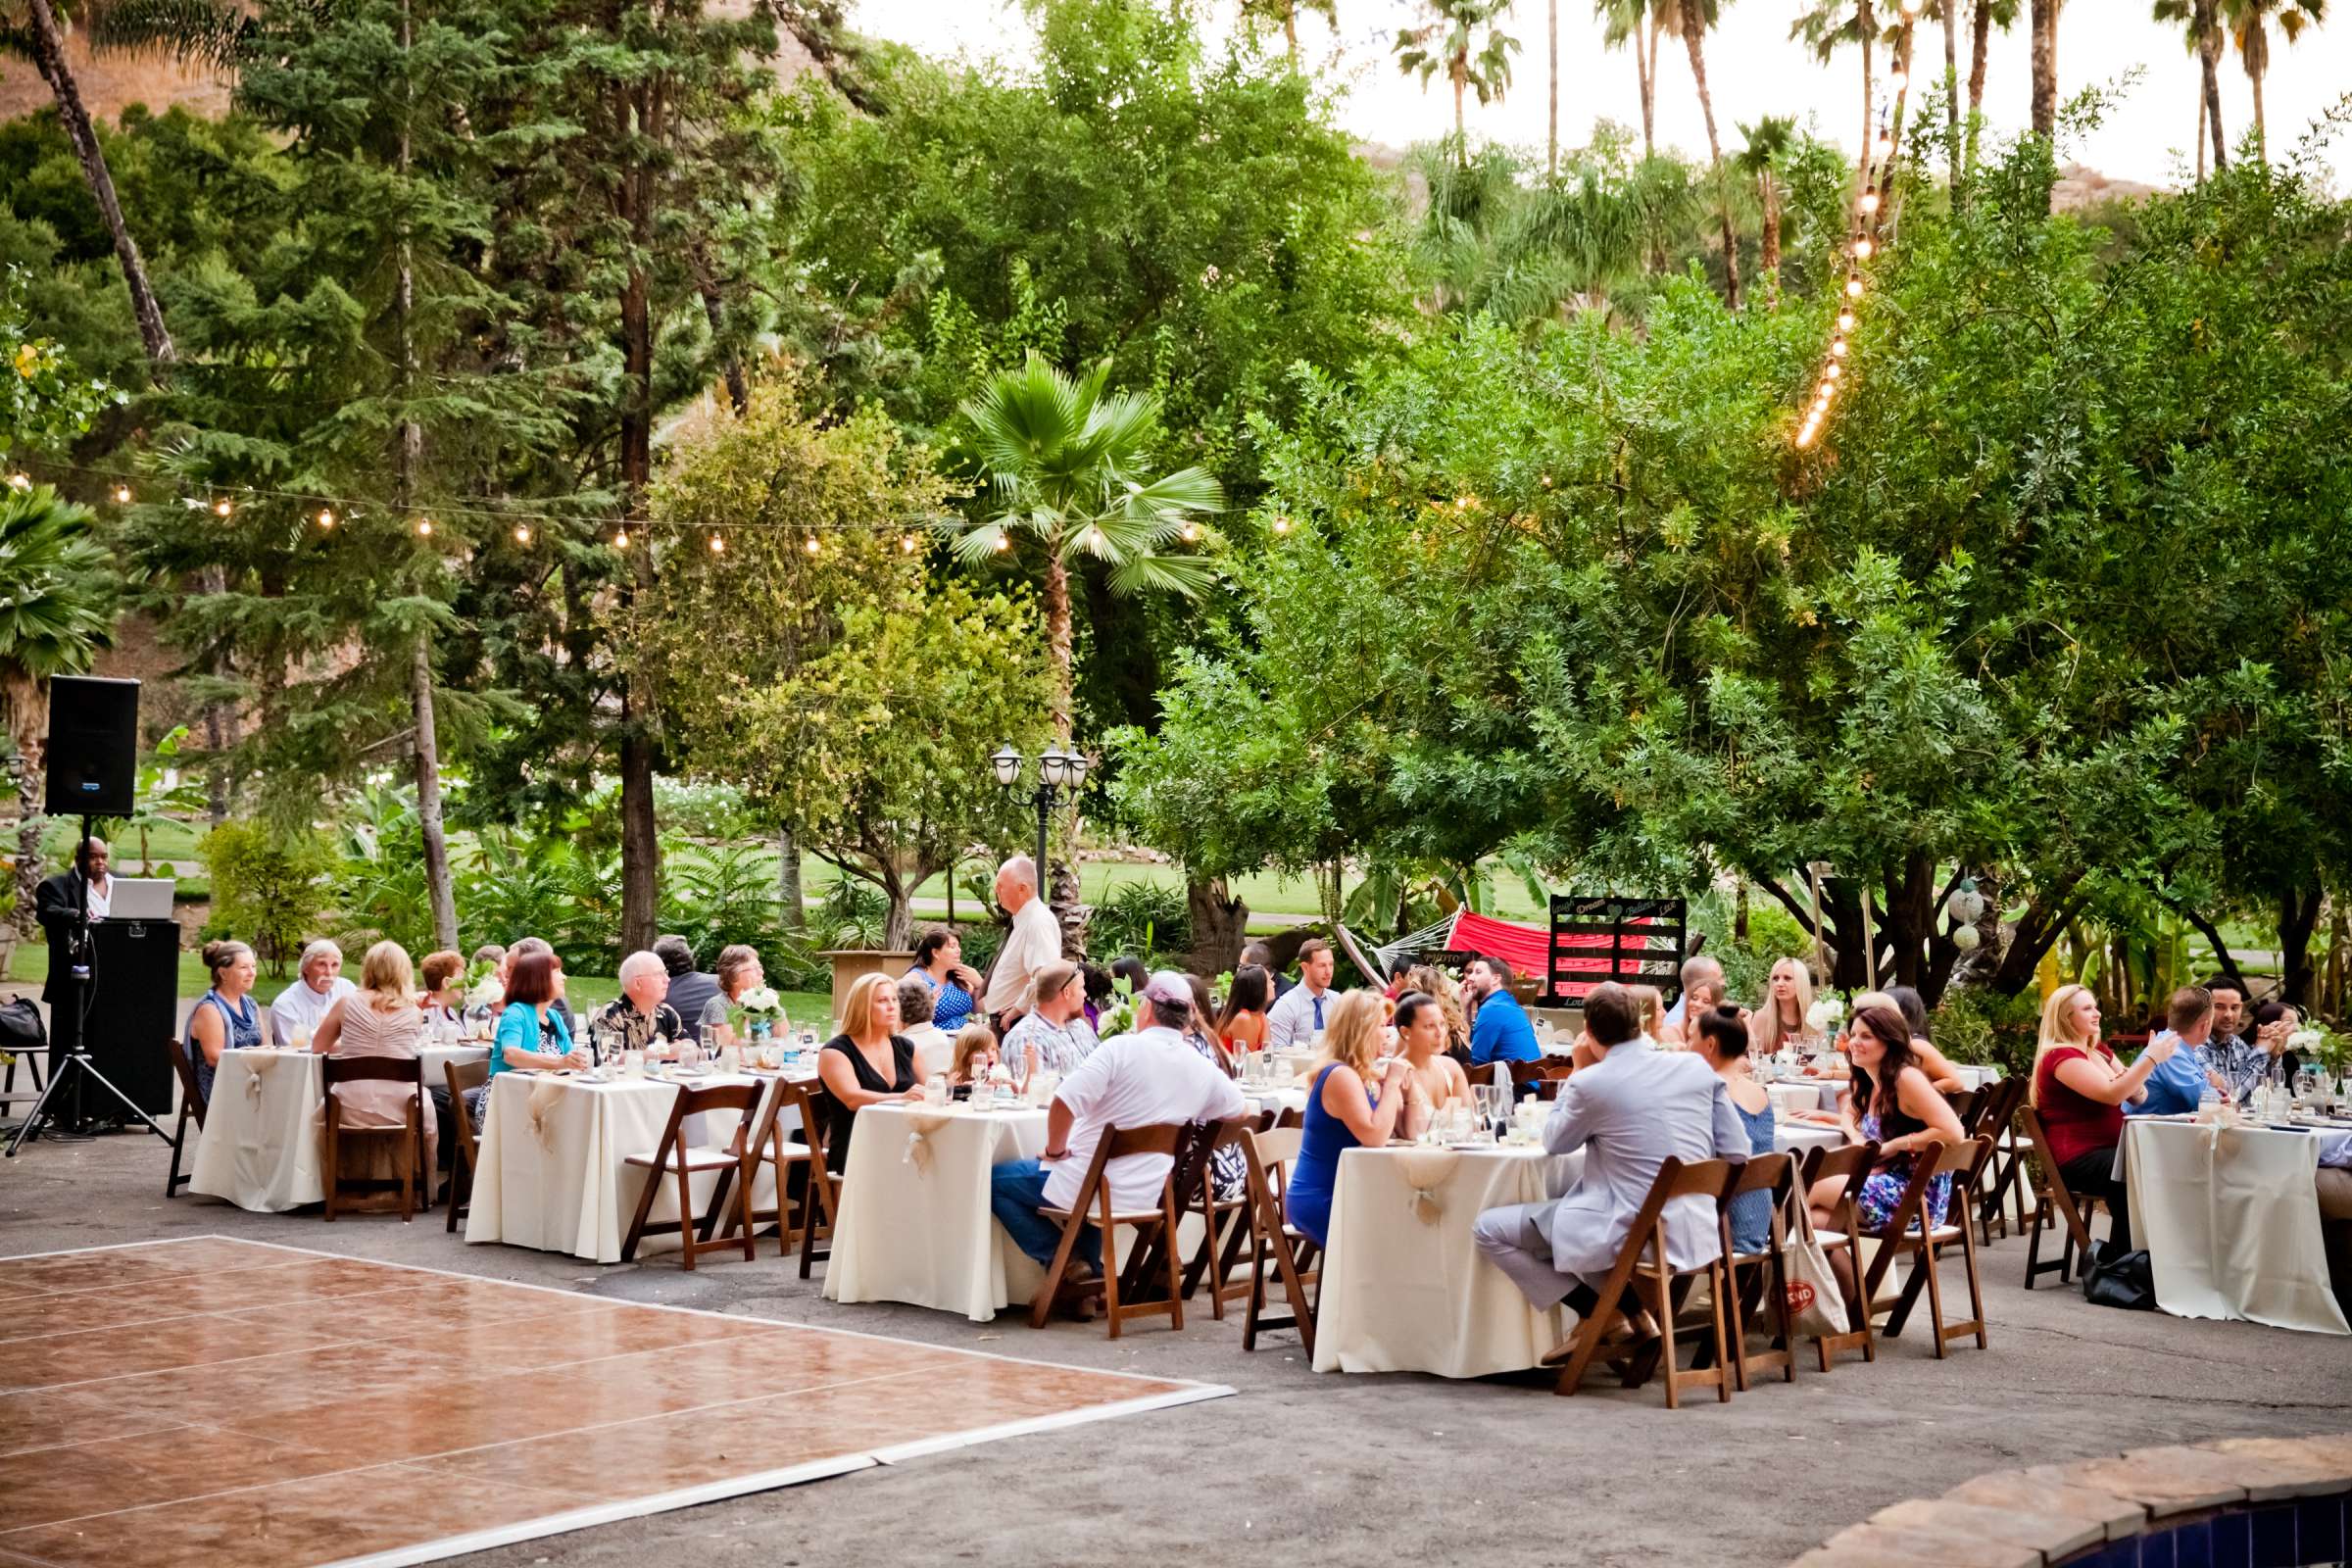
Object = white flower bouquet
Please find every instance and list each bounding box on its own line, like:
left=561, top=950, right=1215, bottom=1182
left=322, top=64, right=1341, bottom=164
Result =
left=1806, top=995, right=1846, bottom=1035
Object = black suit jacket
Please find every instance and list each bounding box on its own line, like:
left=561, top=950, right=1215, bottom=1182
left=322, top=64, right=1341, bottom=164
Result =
left=33, top=872, right=92, bottom=1004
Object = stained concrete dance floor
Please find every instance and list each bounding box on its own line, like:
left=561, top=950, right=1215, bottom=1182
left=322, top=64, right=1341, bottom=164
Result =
left=0, top=1236, right=1226, bottom=1567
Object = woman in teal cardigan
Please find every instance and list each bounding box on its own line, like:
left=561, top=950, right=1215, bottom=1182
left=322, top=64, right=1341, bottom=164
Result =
left=467, top=950, right=583, bottom=1128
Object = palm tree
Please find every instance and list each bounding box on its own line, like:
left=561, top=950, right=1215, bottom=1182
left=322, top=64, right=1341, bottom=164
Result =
left=1595, top=0, right=1662, bottom=157
left=1736, top=116, right=1794, bottom=306
left=1396, top=0, right=1522, bottom=157
left=1241, top=0, right=1338, bottom=67
left=1965, top=0, right=2020, bottom=115
left=2030, top=0, right=2061, bottom=140
left=2155, top=0, right=2230, bottom=176
left=0, top=484, right=118, bottom=937
left=1659, top=0, right=1740, bottom=309
left=1792, top=0, right=1880, bottom=194
left=1547, top=0, right=1560, bottom=175
left=2230, top=0, right=2327, bottom=163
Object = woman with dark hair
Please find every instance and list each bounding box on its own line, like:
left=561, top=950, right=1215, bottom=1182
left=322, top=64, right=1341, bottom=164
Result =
left=478, top=950, right=583, bottom=1129
left=1214, top=964, right=1273, bottom=1054
left=2251, top=1000, right=2306, bottom=1086
left=1693, top=1005, right=1775, bottom=1254
left=905, top=926, right=979, bottom=1032
left=1808, top=1004, right=1965, bottom=1239
left=1109, top=955, right=1151, bottom=995
left=1393, top=991, right=1471, bottom=1137
left=1080, top=963, right=1114, bottom=1031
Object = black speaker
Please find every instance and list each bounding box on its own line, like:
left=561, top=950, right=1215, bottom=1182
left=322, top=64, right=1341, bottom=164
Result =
left=43, top=674, right=138, bottom=818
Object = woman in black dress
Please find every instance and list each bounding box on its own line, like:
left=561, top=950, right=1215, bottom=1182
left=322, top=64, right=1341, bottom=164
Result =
left=815, top=970, right=925, bottom=1173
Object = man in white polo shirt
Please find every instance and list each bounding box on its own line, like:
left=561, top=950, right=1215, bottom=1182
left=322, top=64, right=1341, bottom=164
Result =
left=989, top=971, right=1248, bottom=1273
left=982, top=854, right=1062, bottom=1031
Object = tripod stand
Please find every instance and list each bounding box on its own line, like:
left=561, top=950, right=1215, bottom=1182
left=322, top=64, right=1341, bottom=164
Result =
left=5, top=818, right=170, bottom=1156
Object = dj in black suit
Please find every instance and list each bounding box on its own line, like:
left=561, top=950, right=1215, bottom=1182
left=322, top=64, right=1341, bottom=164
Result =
left=33, top=837, right=110, bottom=1066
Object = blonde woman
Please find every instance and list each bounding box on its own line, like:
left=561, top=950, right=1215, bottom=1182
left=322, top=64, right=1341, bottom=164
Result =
left=1405, top=963, right=1472, bottom=1054
left=1629, top=985, right=1667, bottom=1046
left=816, top=970, right=925, bottom=1175
left=2031, top=983, right=2174, bottom=1256
left=309, top=940, right=437, bottom=1177
left=1749, top=957, right=1823, bottom=1059
left=1281, top=989, right=1412, bottom=1248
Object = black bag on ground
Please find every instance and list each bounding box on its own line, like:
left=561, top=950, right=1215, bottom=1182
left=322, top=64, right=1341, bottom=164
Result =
left=0, top=996, right=47, bottom=1063
left=2082, top=1246, right=2156, bottom=1310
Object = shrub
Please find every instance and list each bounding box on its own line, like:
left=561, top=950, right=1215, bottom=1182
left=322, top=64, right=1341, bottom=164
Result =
left=201, top=821, right=338, bottom=976
left=1933, top=984, right=2043, bottom=1080
left=1087, top=878, right=1190, bottom=964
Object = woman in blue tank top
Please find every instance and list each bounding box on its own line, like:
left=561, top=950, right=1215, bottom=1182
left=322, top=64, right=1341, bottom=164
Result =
left=1282, top=990, right=1413, bottom=1248
left=182, top=939, right=262, bottom=1106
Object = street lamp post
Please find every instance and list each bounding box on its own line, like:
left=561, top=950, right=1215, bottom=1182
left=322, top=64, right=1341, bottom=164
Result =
left=992, top=743, right=1091, bottom=886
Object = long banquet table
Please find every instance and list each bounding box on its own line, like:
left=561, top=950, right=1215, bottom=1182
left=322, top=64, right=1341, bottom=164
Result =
left=189, top=1044, right=486, bottom=1212
left=2121, top=1115, right=2350, bottom=1336
left=824, top=1101, right=1052, bottom=1321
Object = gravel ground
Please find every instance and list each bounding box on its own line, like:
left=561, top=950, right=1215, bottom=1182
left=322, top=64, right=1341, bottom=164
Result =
left=3, top=1126, right=2346, bottom=1568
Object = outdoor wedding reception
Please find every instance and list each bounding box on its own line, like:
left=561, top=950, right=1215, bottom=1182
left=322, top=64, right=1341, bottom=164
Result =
left=2, top=0, right=2350, bottom=1563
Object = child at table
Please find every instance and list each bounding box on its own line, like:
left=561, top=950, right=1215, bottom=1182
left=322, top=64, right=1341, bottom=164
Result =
left=947, top=1025, right=1000, bottom=1098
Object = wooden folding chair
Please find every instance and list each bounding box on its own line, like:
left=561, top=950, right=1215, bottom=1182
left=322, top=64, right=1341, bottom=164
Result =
left=320, top=1055, right=428, bottom=1223
left=618, top=1081, right=761, bottom=1269
left=443, top=1057, right=487, bottom=1233
left=1880, top=1135, right=1995, bottom=1356
left=1968, top=1077, right=2029, bottom=1242
left=1239, top=1123, right=1319, bottom=1355
left=1718, top=1151, right=1798, bottom=1392
left=711, top=1075, right=814, bottom=1259
left=1801, top=1141, right=1881, bottom=1371
left=2018, top=1102, right=2101, bottom=1288
left=1553, top=1157, right=1738, bottom=1409
left=166, top=1038, right=206, bottom=1198
left=1178, top=1116, right=1261, bottom=1320
left=1024, top=1123, right=1189, bottom=1339
left=784, top=1080, right=842, bottom=1278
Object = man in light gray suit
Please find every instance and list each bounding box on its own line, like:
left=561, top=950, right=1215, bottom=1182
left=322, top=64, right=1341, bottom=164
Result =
left=1473, top=982, right=1750, bottom=1348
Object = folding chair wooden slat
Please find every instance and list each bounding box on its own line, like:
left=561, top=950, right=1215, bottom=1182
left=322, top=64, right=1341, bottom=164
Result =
left=443, top=1057, right=487, bottom=1233
left=1239, top=1124, right=1318, bottom=1356
left=1879, top=1135, right=1994, bottom=1356
left=320, top=1054, right=428, bottom=1223
left=1554, top=1156, right=1738, bottom=1409
left=782, top=1080, right=842, bottom=1277
left=1717, top=1152, right=1798, bottom=1392
left=618, top=1081, right=763, bottom=1270
left=1026, top=1123, right=1189, bottom=1339
left=1801, top=1141, right=1881, bottom=1372
left=166, top=1038, right=205, bottom=1199
left=2019, top=1102, right=2101, bottom=1288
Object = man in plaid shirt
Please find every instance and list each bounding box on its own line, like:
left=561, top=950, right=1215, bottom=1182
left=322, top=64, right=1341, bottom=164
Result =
left=2196, top=977, right=2267, bottom=1103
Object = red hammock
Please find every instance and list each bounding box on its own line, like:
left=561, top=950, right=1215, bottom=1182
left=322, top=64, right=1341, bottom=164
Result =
left=1445, top=908, right=1670, bottom=1000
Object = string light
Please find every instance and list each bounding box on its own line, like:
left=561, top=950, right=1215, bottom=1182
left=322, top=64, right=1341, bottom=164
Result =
left=612, top=527, right=630, bottom=549
left=714, top=533, right=731, bottom=554
left=1826, top=362, right=1844, bottom=380
left=1859, top=189, right=1881, bottom=216
left=416, top=517, right=434, bottom=537
left=1886, top=70, right=1907, bottom=92
left=6, top=473, right=28, bottom=491
left=1838, top=309, right=1857, bottom=332
left=992, top=533, right=1011, bottom=553
left=317, top=508, right=335, bottom=528
left=113, top=484, right=133, bottom=504
left=1540, top=472, right=1553, bottom=489
left=514, top=524, right=531, bottom=544
left=1845, top=276, right=1865, bottom=298
left=214, top=497, right=234, bottom=516
left=1272, top=514, right=1292, bottom=534
left=1178, top=520, right=1199, bottom=542
left=1083, top=525, right=1104, bottom=550
left=900, top=533, right=918, bottom=553
left=1851, top=237, right=1876, bottom=260
left=1830, top=339, right=1850, bottom=358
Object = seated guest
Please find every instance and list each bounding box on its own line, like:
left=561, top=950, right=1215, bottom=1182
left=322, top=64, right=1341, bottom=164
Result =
left=1464, top=956, right=1539, bottom=1066
left=2027, top=983, right=2175, bottom=1258
left=2130, top=986, right=2228, bottom=1117
left=2252, top=1000, right=2307, bottom=1087
left=947, top=1025, right=1000, bottom=1096
left=905, top=925, right=981, bottom=1032
left=477, top=952, right=584, bottom=1128
left=1473, top=983, right=1749, bottom=1354
left=1180, top=973, right=1250, bottom=1200
left=1282, top=990, right=1412, bottom=1247
left=1694, top=1005, right=1775, bottom=1255
left=1660, top=955, right=1727, bottom=1045
left=270, top=940, right=357, bottom=1047
left=1109, top=955, right=1151, bottom=999
left=1806, top=1005, right=1965, bottom=1256
left=1002, top=962, right=1100, bottom=1081
left=506, top=937, right=576, bottom=1037
left=815, top=971, right=924, bottom=1175
left=1263, top=939, right=1339, bottom=1050
left=418, top=950, right=467, bottom=1034
left=898, top=977, right=956, bottom=1078
left=1406, top=963, right=1472, bottom=1059
left=1750, top=957, right=1826, bottom=1061
left=1214, top=963, right=1273, bottom=1055
left=592, top=950, right=688, bottom=1059
left=694, top=944, right=764, bottom=1047
left=1242, top=940, right=1295, bottom=1001
left=988, top=971, right=1248, bottom=1273
left=653, top=935, right=719, bottom=1032
left=1080, top=963, right=1113, bottom=1032
left=2200, top=976, right=2265, bottom=1102
left=310, top=940, right=438, bottom=1176
left=1393, top=991, right=1472, bottom=1137
left=1629, top=985, right=1667, bottom=1045
left=183, top=939, right=261, bottom=1106
left=1883, top=985, right=1971, bottom=1092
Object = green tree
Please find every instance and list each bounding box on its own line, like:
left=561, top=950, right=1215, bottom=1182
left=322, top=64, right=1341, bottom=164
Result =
left=2229, top=0, right=2326, bottom=163
left=0, top=482, right=117, bottom=934
left=1736, top=117, right=1796, bottom=306
left=2152, top=0, right=2230, bottom=177
left=1595, top=0, right=1662, bottom=158
left=200, top=819, right=335, bottom=975
left=1659, top=0, right=1740, bottom=308
left=1239, top=0, right=1337, bottom=65
left=1395, top=0, right=1522, bottom=155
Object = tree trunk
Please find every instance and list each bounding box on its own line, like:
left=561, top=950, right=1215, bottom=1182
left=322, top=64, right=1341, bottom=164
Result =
left=2246, top=33, right=2267, bottom=164
left=1942, top=0, right=1961, bottom=172
left=2278, top=884, right=2321, bottom=1008
left=1639, top=16, right=1658, bottom=160
left=777, top=825, right=805, bottom=932
left=1452, top=63, right=1466, bottom=149
left=1857, top=0, right=1876, bottom=192
left=1042, top=551, right=1073, bottom=742
left=1284, top=4, right=1298, bottom=64
left=691, top=246, right=749, bottom=416
left=1759, top=175, right=1782, bottom=305
left=1185, top=872, right=1250, bottom=976
left=616, top=76, right=661, bottom=956
left=2029, top=0, right=2058, bottom=141
left=1733, top=880, right=1749, bottom=944
left=2196, top=4, right=2227, bottom=172
left=1968, top=0, right=1990, bottom=114
left=1681, top=24, right=1740, bottom=311
left=411, top=632, right=459, bottom=950
left=2194, top=71, right=2208, bottom=182
left=1546, top=0, right=1559, bottom=177
left=9, top=683, right=43, bottom=941
left=22, top=0, right=174, bottom=367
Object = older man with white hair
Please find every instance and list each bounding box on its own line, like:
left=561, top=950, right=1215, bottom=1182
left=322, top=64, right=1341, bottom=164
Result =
left=270, top=940, right=358, bottom=1047
left=982, top=854, right=1062, bottom=1030
left=589, top=951, right=688, bottom=1059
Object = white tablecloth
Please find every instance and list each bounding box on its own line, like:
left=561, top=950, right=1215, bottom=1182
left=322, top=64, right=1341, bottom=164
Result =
left=464, top=1070, right=779, bottom=1262
left=2123, top=1117, right=2349, bottom=1336
left=1767, top=1081, right=1837, bottom=1117
left=188, top=1046, right=483, bottom=1213
left=824, top=1102, right=1051, bottom=1321
left=1315, top=1144, right=1584, bottom=1377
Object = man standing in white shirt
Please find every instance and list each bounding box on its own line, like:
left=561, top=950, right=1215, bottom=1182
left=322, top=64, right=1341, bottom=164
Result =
left=270, top=939, right=358, bottom=1047
left=1262, top=938, right=1337, bottom=1050
left=989, top=971, right=1248, bottom=1274
left=982, top=855, right=1062, bottom=1030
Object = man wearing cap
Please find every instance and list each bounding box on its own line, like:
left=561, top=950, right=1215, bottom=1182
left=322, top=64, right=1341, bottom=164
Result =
left=989, top=970, right=1249, bottom=1276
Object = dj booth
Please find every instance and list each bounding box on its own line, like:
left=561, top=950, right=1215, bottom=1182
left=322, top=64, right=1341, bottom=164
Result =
left=79, top=915, right=182, bottom=1115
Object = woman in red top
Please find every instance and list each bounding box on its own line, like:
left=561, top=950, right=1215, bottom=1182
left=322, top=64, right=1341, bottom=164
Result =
left=2031, top=983, right=2178, bottom=1255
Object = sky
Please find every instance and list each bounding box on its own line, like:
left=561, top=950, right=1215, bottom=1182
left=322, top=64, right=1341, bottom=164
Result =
left=849, top=0, right=2349, bottom=193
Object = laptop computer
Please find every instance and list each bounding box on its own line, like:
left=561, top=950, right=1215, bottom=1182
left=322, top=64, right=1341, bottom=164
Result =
left=105, top=878, right=174, bottom=920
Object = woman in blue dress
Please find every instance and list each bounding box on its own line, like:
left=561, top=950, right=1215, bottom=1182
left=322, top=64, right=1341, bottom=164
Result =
left=1692, top=1003, right=1776, bottom=1253
left=183, top=940, right=262, bottom=1107
left=1282, top=989, right=1412, bottom=1249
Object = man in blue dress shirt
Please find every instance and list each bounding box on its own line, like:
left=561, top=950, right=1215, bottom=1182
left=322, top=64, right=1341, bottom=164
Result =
left=2131, top=985, right=2230, bottom=1117
left=1466, top=956, right=1540, bottom=1066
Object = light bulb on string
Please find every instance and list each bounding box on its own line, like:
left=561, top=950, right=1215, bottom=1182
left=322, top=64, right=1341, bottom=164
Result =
left=1083, top=525, right=1104, bottom=550
left=1852, top=237, right=1875, bottom=260
left=113, top=484, right=133, bottom=505
left=1831, top=338, right=1849, bottom=358
left=5, top=473, right=28, bottom=492
left=900, top=533, right=918, bottom=553
left=1845, top=275, right=1865, bottom=298
left=318, top=508, right=335, bottom=528
left=514, top=524, right=531, bottom=544
left=416, top=517, right=434, bottom=537
left=992, top=532, right=1011, bottom=553
left=1887, top=69, right=1908, bottom=91
left=213, top=496, right=234, bottom=516
left=1875, top=134, right=1894, bottom=159
left=1178, top=520, right=1199, bottom=542
left=1540, top=472, right=1553, bottom=489
left=1272, top=514, right=1292, bottom=535
left=1859, top=189, right=1881, bottom=216
left=1827, top=362, right=1844, bottom=380
left=1838, top=309, right=1857, bottom=332
left=612, top=528, right=630, bottom=550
